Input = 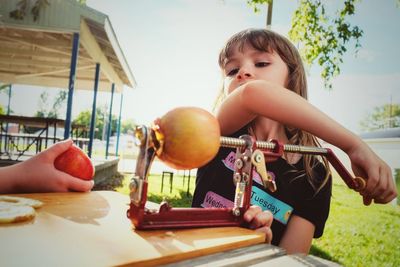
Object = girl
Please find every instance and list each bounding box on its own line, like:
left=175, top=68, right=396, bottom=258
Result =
left=192, top=28, right=397, bottom=254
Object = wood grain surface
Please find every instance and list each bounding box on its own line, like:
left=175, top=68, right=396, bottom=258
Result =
left=0, top=191, right=265, bottom=266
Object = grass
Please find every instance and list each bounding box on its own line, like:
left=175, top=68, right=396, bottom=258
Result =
left=117, top=173, right=196, bottom=207
left=115, top=173, right=400, bottom=267
left=396, top=169, right=400, bottom=197
left=311, top=176, right=400, bottom=267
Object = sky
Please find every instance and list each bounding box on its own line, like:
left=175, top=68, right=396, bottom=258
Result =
left=1, top=0, right=399, bottom=134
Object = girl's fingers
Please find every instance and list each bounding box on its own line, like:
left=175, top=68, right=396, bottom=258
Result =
left=362, top=195, right=372, bottom=206
left=376, top=168, right=397, bottom=203
left=373, top=182, right=397, bottom=204
left=370, top=167, right=388, bottom=199
left=255, top=226, right=273, bottom=244
left=41, top=139, right=73, bottom=160
left=360, top=162, right=397, bottom=205
left=362, top=166, right=379, bottom=196
left=67, top=178, right=94, bottom=192
left=244, top=205, right=262, bottom=223
left=244, top=206, right=273, bottom=230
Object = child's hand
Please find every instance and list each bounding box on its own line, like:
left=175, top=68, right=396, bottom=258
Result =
left=347, top=142, right=397, bottom=205
left=244, top=205, right=273, bottom=243
left=16, top=139, right=94, bottom=193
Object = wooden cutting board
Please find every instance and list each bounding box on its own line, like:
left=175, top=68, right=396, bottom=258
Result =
left=0, top=191, right=265, bottom=266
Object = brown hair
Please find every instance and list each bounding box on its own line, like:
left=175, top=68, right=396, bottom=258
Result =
left=216, top=28, right=330, bottom=192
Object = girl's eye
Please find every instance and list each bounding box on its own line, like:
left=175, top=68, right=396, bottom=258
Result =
left=255, top=62, right=269, bottom=67
left=226, top=68, right=239, bottom=76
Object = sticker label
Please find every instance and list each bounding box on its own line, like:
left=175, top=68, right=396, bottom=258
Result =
left=201, top=188, right=293, bottom=225
left=203, top=151, right=294, bottom=224
left=201, top=191, right=233, bottom=208
left=251, top=186, right=293, bottom=224
left=222, top=151, right=269, bottom=186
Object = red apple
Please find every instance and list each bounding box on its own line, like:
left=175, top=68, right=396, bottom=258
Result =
left=154, top=106, right=220, bottom=170
left=54, top=145, right=95, bottom=180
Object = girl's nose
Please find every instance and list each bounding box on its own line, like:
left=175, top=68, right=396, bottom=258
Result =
left=236, top=67, right=253, bottom=80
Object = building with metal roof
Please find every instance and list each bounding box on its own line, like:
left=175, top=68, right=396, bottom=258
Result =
left=359, top=127, right=400, bottom=139
left=0, top=0, right=136, bottom=157
left=0, top=0, right=136, bottom=92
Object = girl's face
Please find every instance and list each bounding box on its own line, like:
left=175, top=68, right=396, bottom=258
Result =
left=222, top=43, right=289, bottom=94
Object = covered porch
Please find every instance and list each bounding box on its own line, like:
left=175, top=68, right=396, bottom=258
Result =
left=0, top=0, right=137, bottom=185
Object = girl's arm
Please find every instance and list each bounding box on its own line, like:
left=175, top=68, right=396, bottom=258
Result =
left=0, top=139, right=94, bottom=194
left=218, top=80, right=360, bottom=148
left=217, top=80, right=397, bottom=204
left=279, top=215, right=315, bottom=254
left=243, top=206, right=315, bottom=253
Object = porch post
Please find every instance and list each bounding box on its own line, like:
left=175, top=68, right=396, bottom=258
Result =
left=105, top=83, right=115, bottom=158
left=116, top=91, right=124, bottom=156
left=64, top=32, right=80, bottom=140
left=5, top=84, right=12, bottom=132
left=88, top=63, right=100, bottom=158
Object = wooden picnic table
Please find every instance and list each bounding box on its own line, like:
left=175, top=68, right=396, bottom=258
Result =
left=0, top=191, right=338, bottom=266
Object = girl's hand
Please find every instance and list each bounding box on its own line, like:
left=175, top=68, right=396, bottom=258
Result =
left=347, top=142, right=397, bottom=205
left=16, top=139, right=94, bottom=193
left=244, top=205, right=273, bottom=243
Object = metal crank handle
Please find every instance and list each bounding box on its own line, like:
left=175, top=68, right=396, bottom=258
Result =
left=325, top=149, right=366, bottom=192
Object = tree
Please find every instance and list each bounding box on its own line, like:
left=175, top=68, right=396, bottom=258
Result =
left=247, top=0, right=364, bottom=89
left=9, top=0, right=85, bottom=21
left=121, top=118, right=136, bottom=134
left=360, top=104, right=400, bottom=131
left=35, top=89, right=67, bottom=118
left=0, top=83, right=10, bottom=91
left=0, top=83, right=13, bottom=115
left=9, top=0, right=50, bottom=21
left=0, top=84, right=7, bottom=113
left=73, top=106, right=118, bottom=140
left=73, top=110, right=91, bottom=129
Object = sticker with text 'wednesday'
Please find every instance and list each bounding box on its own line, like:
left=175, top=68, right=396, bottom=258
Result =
left=251, top=186, right=293, bottom=225
left=201, top=191, right=233, bottom=208
left=201, top=188, right=293, bottom=225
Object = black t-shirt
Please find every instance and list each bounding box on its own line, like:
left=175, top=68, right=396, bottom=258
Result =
left=192, top=129, right=332, bottom=246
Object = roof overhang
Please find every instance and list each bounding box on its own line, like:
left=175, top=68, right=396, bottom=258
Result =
left=0, top=0, right=136, bottom=93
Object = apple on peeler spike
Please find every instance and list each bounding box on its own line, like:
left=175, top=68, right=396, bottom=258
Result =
left=152, top=106, right=221, bottom=170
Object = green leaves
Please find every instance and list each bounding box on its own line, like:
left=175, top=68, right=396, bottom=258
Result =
left=246, top=0, right=364, bottom=90
left=35, top=89, right=67, bottom=119
left=31, top=0, right=50, bottom=21
left=289, top=0, right=363, bottom=89
left=246, top=0, right=273, bottom=13
left=9, top=0, right=49, bottom=21
left=0, top=83, right=11, bottom=115
left=0, top=83, right=11, bottom=92
left=73, top=106, right=118, bottom=140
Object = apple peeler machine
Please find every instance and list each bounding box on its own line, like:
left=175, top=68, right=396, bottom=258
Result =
left=127, top=125, right=366, bottom=230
